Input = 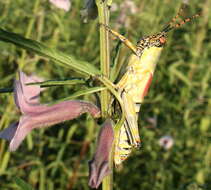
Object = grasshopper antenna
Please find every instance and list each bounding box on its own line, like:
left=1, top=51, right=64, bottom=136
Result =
left=162, top=4, right=201, bottom=32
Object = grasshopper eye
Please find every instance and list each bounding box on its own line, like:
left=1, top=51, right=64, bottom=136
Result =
left=159, top=36, right=166, bottom=44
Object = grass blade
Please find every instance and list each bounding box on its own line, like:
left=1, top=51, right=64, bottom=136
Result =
left=14, top=177, right=34, bottom=190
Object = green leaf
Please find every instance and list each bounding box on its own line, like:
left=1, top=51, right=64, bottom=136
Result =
left=0, top=28, right=100, bottom=76
left=26, top=78, right=86, bottom=88
left=110, top=41, right=123, bottom=82
left=14, top=177, right=34, bottom=190
left=0, top=79, right=87, bottom=93
left=51, top=86, right=106, bottom=104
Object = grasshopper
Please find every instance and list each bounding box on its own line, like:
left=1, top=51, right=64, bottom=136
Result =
left=102, top=8, right=200, bottom=165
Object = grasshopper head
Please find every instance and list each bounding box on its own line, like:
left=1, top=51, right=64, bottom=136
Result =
left=136, top=32, right=167, bottom=55
left=136, top=11, right=200, bottom=56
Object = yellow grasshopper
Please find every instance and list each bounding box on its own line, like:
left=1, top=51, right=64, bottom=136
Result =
left=103, top=10, right=200, bottom=165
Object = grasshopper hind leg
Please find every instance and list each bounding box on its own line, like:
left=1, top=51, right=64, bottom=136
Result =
left=114, top=123, right=133, bottom=166
left=122, top=91, right=141, bottom=147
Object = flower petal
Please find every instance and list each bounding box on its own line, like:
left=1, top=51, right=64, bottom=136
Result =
left=2, top=71, right=101, bottom=151
left=14, top=80, right=38, bottom=114
left=49, top=0, right=71, bottom=11
left=158, top=135, right=174, bottom=150
left=19, top=71, right=44, bottom=104
left=9, top=101, right=100, bottom=151
left=88, top=119, right=114, bottom=189
left=14, top=71, right=44, bottom=107
left=14, top=71, right=45, bottom=113
left=9, top=116, right=31, bottom=151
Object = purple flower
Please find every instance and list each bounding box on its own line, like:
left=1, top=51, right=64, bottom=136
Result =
left=89, top=119, right=114, bottom=189
left=0, top=71, right=100, bottom=151
left=49, top=0, right=71, bottom=11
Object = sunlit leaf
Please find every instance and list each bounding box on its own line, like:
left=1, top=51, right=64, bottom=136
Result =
left=0, top=28, right=100, bottom=76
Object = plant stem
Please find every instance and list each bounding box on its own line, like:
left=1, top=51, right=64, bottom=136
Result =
left=96, top=0, right=112, bottom=189
left=96, top=0, right=110, bottom=117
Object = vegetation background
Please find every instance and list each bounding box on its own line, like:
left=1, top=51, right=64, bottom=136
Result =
left=0, top=0, right=210, bottom=189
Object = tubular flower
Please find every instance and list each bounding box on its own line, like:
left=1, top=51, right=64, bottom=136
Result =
left=89, top=119, right=114, bottom=189
left=0, top=71, right=100, bottom=151
left=49, top=0, right=71, bottom=11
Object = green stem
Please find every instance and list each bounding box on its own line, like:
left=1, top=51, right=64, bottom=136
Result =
left=96, top=76, right=125, bottom=131
left=96, top=0, right=110, bottom=117
left=96, top=0, right=112, bottom=189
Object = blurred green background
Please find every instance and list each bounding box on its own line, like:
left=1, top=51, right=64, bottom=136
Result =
left=0, top=0, right=210, bottom=189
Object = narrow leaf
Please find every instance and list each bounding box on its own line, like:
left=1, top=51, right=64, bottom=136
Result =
left=0, top=28, right=100, bottom=76
left=26, top=78, right=86, bottom=87
left=0, top=79, right=86, bottom=93
left=0, top=88, right=13, bottom=93
left=51, top=86, right=106, bottom=104
left=14, top=177, right=34, bottom=190
left=110, top=41, right=123, bottom=82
